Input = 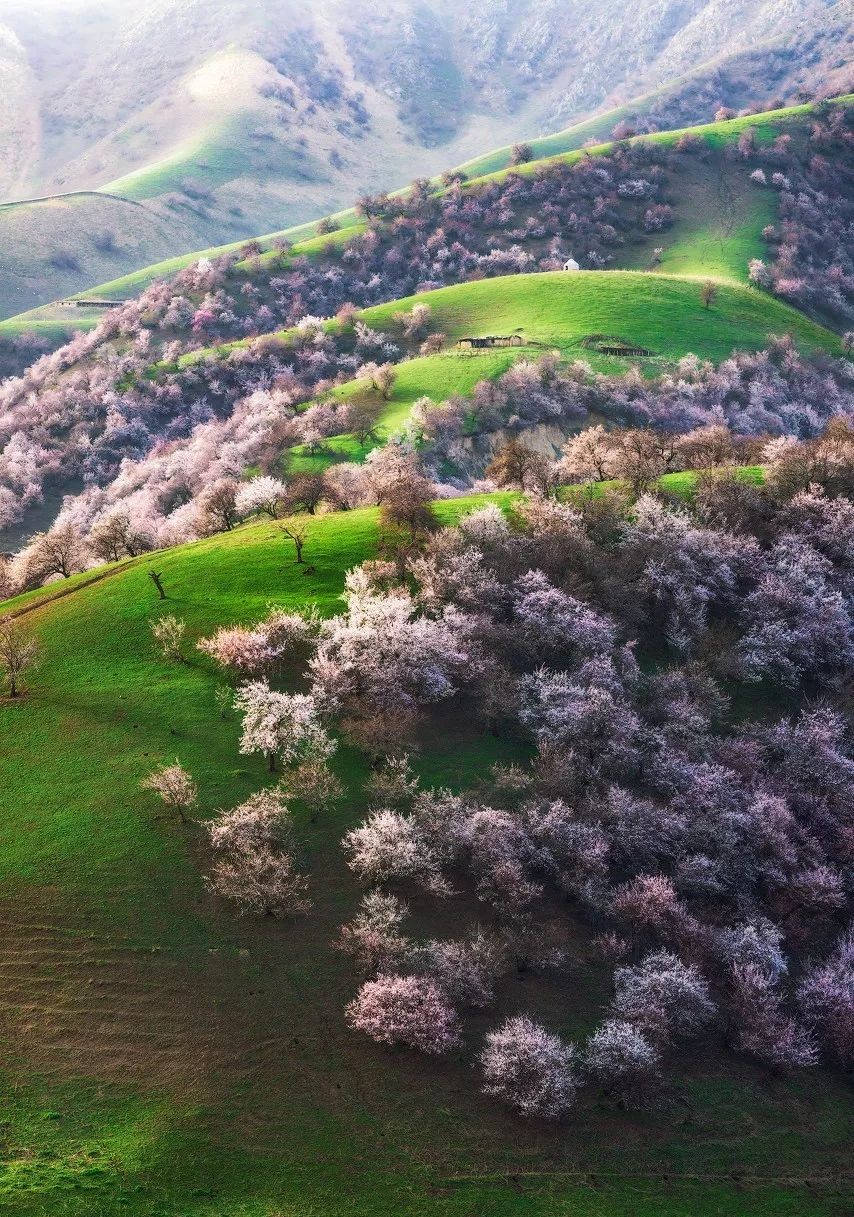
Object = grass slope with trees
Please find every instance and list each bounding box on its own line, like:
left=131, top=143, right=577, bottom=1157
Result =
left=2, top=478, right=853, bottom=1217
left=1, top=95, right=851, bottom=549
left=2, top=93, right=848, bottom=341
left=279, top=271, right=839, bottom=473
left=1, top=80, right=853, bottom=1217
left=1, top=0, right=850, bottom=321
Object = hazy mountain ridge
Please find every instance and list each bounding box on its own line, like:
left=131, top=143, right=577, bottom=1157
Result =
left=3, top=0, right=851, bottom=199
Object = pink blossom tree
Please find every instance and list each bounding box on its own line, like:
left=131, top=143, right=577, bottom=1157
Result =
left=346, top=974, right=461, bottom=1053
left=728, top=962, right=817, bottom=1069
left=336, top=890, right=411, bottom=976
left=207, top=787, right=294, bottom=854
left=797, top=932, right=854, bottom=1066
left=207, top=844, right=311, bottom=918
left=206, top=787, right=310, bottom=917
left=612, top=874, right=685, bottom=935
left=557, top=424, right=618, bottom=483
left=413, top=931, right=504, bottom=1008
left=199, top=626, right=274, bottom=677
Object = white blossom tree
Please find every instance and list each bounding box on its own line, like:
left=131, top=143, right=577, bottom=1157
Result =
left=336, top=891, right=411, bottom=975
left=342, top=808, right=435, bottom=886
left=612, top=950, right=716, bottom=1045
left=234, top=681, right=335, bottom=772
left=584, top=1019, right=661, bottom=1107
left=141, top=761, right=198, bottom=823
left=206, top=787, right=310, bottom=917
left=235, top=476, right=288, bottom=519
left=480, top=1016, right=578, bottom=1119
left=151, top=614, right=186, bottom=663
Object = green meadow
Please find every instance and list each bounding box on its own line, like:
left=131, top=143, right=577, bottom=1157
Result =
left=282, top=269, right=837, bottom=472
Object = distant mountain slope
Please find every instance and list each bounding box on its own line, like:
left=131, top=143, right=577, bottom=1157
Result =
left=4, top=94, right=847, bottom=352
left=0, top=21, right=38, bottom=198
left=0, top=0, right=850, bottom=319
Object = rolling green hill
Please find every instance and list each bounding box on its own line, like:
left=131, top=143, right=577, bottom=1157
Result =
left=364, top=271, right=839, bottom=362
left=1, top=484, right=852, bottom=1217
left=205, top=270, right=839, bottom=474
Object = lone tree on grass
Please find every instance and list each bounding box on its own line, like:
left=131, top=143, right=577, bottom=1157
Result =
left=151, top=614, right=186, bottom=662
left=149, top=571, right=167, bottom=599
left=345, top=396, right=384, bottom=445
left=509, top=141, right=534, bottom=166
left=0, top=616, right=39, bottom=698
left=141, top=761, right=198, bottom=823
left=701, top=280, right=719, bottom=310
left=282, top=516, right=310, bottom=565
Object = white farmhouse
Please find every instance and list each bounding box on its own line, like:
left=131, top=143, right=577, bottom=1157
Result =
left=562, top=254, right=580, bottom=271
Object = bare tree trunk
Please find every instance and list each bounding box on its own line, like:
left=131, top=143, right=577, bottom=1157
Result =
left=149, top=571, right=167, bottom=599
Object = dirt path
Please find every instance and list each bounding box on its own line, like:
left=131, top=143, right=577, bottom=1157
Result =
left=6, top=558, right=139, bottom=621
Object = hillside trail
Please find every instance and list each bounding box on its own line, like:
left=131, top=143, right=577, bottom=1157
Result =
left=7, top=555, right=157, bottom=622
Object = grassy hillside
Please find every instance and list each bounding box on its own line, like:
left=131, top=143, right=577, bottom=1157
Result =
left=364, top=271, right=839, bottom=362
left=1, top=486, right=852, bottom=1216
left=464, top=99, right=854, bottom=285
left=190, top=269, right=840, bottom=475
left=451, top=55, right=781, bottom=180
left=287, top=348, right=526, bottom=472
left=6, top=94, right=849, bottom=336
left=0, top=190, right=214, bottom=324
left=0, top=209, right=368, bottom=338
